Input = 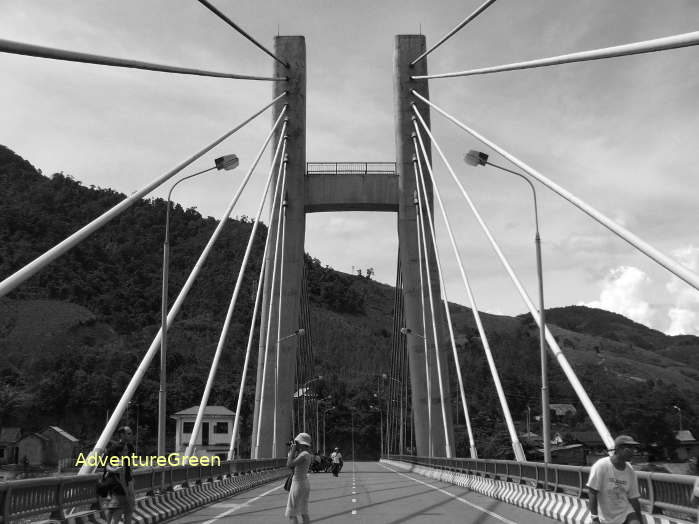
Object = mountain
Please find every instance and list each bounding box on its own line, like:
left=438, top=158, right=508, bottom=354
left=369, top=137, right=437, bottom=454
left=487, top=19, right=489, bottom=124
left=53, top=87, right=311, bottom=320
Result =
left=1, top=144, right=697, bottom=460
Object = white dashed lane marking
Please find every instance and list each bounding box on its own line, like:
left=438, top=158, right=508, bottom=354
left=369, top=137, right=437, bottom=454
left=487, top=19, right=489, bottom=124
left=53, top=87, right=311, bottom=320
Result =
left=379, top=463, right=518, bottom=524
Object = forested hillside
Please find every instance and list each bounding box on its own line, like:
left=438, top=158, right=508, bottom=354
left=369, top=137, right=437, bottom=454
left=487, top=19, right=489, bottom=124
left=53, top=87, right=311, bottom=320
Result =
left=1, top=145, right=697, bottom=460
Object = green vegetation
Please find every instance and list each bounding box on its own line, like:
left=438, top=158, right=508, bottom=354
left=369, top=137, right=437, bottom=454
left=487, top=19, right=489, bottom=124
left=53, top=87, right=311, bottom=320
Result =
left=1, top=145, right=697, bottom=461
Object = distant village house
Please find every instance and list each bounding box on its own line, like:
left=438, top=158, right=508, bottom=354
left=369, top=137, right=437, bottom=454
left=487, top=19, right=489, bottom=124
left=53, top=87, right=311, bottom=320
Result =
left=675, top=430, right=699, bottom=461
left=0, top=427, right=21, bottom=465
left=15, top=426, right=80, bottom=468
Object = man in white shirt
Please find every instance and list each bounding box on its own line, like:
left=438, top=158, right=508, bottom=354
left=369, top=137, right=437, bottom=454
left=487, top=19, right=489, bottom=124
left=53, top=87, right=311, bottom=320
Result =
left=586, top=435, right=643, bottom=524
left=330, top=447, right=343, bottom=477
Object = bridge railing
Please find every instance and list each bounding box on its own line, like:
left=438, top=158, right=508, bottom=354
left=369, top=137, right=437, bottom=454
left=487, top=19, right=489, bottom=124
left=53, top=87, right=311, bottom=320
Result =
left=306, top=162, right=396, bottom=175
left=390, top=455, right=698, bottom=518
left=0, top=458, right=286, bottom=524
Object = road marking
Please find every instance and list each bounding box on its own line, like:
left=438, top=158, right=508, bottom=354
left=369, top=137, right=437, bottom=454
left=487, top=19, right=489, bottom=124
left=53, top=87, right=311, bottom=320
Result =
left=380, top=463, right=518, bottom=524
left=199, top=484, right=281, bottom=524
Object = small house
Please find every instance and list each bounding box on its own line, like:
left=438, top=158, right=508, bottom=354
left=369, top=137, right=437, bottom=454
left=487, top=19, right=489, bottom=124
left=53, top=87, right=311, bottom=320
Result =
left=17, top=433, right=48, bottom=466
left=0, top=427, right=21, bottom=465
left=172, top=406, right=236, bottom=460
left=675, top=430, right=699, bottom=461
left=15, top=426, right=80, bottom=468
left=568, top=430, right=607, bottom=465
left=40, top=426, right=80, bottom=468
left=548, top=444, right=585, bottom=465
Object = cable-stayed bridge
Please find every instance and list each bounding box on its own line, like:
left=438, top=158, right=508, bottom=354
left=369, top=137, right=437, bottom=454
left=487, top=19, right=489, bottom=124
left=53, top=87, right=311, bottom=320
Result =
left=1, top=2, right=698, bottom=523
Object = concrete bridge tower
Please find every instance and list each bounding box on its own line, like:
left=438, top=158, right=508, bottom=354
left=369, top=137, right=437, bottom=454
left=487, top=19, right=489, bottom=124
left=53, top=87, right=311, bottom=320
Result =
left=251, top=35, right=454, bottom=458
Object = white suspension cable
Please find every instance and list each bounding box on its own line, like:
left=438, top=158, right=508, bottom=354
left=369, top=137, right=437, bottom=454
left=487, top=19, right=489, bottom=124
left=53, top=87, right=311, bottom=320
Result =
left=414, top=172, right=452, bottom=458
left=413, top=129, right=522, bottom=461
left=0, top=93, right=286, bottom=299
left=228, top=232, right=270, bottom=460
left=78, top=107, right=288, bottom=473
left=410, top=0, right=498, bottom=66
left=254, top=153, right=288, bottom=458
left=228, top=138, right=288, bottom=461
left=184, top=122, right=288, bottom=458
left=273, top=181, right=289, bottom=454
left=413, top=90, right=699, bottom=295
left=0, top=38, right=287, bottom=81
left=412, top=103, right=614, bottom=450
left=412, top=216, right=434, bottom=457
left=412, top=30, right=699, bottom=80
left=412, top=142, right=479, bottom=460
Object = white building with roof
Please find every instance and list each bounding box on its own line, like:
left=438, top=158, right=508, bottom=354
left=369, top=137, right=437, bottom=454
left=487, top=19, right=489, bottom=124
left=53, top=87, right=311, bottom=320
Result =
left=171, top=406, right=236, bottom=459
left=675, top=430, right=699, bottom=461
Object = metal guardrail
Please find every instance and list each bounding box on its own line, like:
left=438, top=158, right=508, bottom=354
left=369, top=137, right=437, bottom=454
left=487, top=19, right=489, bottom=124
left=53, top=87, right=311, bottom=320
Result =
left=306, top=162, right=396, bottom=175
left=389, top=455, right=699, bottom=519
left=0, top=458, right=286, bottom=523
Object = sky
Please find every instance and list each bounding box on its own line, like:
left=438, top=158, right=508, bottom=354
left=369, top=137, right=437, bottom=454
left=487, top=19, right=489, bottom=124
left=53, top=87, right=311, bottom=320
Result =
left=1, top=1, right=698, bottom=335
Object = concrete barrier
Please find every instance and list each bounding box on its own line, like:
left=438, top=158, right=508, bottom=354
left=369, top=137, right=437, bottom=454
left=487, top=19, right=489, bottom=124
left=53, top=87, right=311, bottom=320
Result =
left=382, top=459, right=697, bottom=524
left=60, top=468, right=287, bottom=524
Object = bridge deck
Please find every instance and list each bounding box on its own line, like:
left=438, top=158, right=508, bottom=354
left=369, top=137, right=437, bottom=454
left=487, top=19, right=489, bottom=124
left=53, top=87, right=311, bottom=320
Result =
left=169, top=461, right=560, bottom=523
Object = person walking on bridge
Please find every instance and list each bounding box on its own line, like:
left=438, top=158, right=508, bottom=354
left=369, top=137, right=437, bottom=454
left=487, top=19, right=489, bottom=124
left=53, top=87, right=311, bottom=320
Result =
left=104, top=426, right=136, bottom=524
left=586, top=435, right=643, bottom=524
left=330, top=447, right=343, bottom=477
left=286, top=432, right=313, bottom=524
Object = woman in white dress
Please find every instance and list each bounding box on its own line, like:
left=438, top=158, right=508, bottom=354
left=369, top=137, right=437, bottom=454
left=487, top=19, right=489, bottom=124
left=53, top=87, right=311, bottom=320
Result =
left=286, top=432, right=313, bottom=524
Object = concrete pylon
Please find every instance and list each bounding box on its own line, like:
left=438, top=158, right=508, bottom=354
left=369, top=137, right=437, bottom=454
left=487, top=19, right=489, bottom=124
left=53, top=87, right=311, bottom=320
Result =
left=251, top=36, right=306, bottom=458
left=394, top=35, right=454, bottom=457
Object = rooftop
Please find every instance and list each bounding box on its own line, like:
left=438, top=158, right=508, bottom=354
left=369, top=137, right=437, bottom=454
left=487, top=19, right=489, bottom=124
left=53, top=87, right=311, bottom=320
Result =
left=172, top=406, right=235, bottom=417
left=675, top=430, right=697, bottom=443
left=45, top=426, right=79, bottom=442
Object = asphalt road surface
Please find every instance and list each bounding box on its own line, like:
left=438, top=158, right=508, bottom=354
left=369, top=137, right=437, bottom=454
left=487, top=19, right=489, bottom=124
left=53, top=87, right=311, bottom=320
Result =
left=169, top=461, right=561, bottom=523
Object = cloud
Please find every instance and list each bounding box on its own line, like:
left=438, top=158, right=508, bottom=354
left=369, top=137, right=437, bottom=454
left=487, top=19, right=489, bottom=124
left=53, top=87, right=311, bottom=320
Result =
left=584, top=266, right=654, bottom=327
left=667, top=308, right=698, bottom=336
left=664, top=245, right=699, bottom=335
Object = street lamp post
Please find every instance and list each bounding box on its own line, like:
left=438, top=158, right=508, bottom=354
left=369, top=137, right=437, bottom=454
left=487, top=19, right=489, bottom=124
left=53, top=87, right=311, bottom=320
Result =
left=275, top=327, right=305, bottom=435
left=159, top=154, right=239, bottom=457
left=400, top=327, right=433, bottom=455
left=380, top=374, right=402, bottom=456
left=354, top=370, right=402, bottom=456
left=297, top=373, right=321, bottom=433
left=279, top=328, right=305, bottom=344
left=673, top=405, right=683, bottom=431
left=370, top=402, right=384, bottom=457
left=322, top=406, right=336, bottom=456
left=465, top=149, right=551, bottom=463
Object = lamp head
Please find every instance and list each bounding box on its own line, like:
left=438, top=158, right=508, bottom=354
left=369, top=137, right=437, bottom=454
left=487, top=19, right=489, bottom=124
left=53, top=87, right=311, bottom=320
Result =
left=297, top=328, right=306, bottom=336
left=215, top=154, right=239, bottom=171
left=464, top=150, right=488, bottom=167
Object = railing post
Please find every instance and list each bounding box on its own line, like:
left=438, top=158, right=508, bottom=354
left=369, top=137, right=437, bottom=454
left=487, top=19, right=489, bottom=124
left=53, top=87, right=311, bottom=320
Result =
left=646, top=473, right=656, bottom=514
left=50, top=479, right=66, bottom=520
left=3, top=485, right=12, bottom=524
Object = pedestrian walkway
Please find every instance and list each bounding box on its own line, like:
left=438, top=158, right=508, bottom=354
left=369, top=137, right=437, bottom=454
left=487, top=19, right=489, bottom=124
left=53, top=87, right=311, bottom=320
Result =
left=169, top=461, right=562, bottom=523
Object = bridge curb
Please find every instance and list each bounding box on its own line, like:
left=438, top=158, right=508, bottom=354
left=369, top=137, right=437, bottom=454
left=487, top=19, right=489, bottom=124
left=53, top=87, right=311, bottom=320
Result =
left=381, top=459, right=696, bottom=524
left=55, top=468, right=288, bottom=524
